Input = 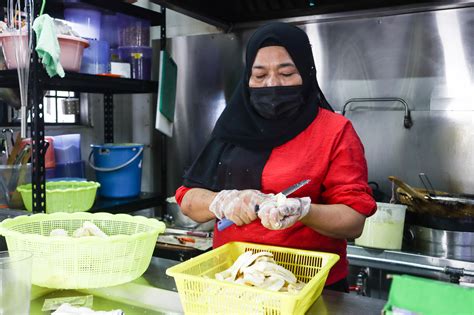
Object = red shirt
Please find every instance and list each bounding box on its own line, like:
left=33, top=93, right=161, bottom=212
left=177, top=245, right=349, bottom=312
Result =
left=175, top=108, right=376, bottom=285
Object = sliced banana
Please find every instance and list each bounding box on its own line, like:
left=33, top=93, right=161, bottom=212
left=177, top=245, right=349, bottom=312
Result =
left=260, top=275, right=286, bottom=292
left=240, top=251, right=274, bottom=270
left=82, top=221, right=108, bottom=238
left=213, top=250, right=305, bottom=294
left=68, top=222, right=108, bottom=238
left=215, top=251, right=253, bottom=282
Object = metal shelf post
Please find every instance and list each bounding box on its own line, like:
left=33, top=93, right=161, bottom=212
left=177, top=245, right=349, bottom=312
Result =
left=160, top=6, right=167, bottom=214
left=31, top=33, right=46, bottom=213
left=104, top=94, right=114, bottom=143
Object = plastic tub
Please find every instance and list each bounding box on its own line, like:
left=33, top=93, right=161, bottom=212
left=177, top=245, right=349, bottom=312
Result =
left=17, top=181, right=100, bottom=213
left=21, top=137, right=55, bottom=169
left=0, top=212, right=166, bottom=289
left=58, top=34, right=90, bottom=72
left=0, top=33, right=88, bottom=71
left=64, top=8, right=102, bottom=40
left=80, top=39, right=109, bottom=74
left=0, top=164, right=31, bottom=210
left=54, top=160, right=86, bottom=179
left=118, top=46, right=152, bottom=80
left=101, top=14, right=119, bottom=48
left=117, top=13, right=150, bottom=47
left=89, top=143, right=143, bottom=198
left=167, top=242, right=340, bottom=315
left=53, top=134, right=81, bottom=164
left=355, top=202, right=407, bottom=250
left=0, top=33, right=29, bottom=69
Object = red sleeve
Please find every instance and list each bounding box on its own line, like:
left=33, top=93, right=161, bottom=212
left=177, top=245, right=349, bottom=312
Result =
left=175, top=186, right=192, bottom=206
left=321, top=122, right=377, bottom=216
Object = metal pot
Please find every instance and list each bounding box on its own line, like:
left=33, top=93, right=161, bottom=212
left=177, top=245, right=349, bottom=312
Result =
left=166, top=198, right=215, bottom=231
left=389, top=176, right=474, bottom=219
left=404, top=212, right=474, bottom=261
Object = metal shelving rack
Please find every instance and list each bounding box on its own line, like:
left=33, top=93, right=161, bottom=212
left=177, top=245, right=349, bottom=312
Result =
left=0, top=0, right=164, bottom=213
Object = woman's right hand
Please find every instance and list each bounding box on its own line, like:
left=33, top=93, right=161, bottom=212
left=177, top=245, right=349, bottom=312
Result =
left=209, top=189, right=272, bottom=226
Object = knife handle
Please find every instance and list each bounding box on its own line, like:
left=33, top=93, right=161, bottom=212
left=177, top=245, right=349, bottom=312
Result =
left=217, top=218, right=234, bottom=231
left=217, top=205, right=260, bottom=231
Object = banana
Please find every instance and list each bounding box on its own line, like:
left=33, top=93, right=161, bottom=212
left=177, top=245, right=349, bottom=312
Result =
left=213, top=250, right=305, bottom=294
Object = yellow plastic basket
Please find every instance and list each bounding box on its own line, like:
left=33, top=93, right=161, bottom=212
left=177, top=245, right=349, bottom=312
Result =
left=166, top=242, right=339, bottom=315
left=0, top=212, right=165, bottom=289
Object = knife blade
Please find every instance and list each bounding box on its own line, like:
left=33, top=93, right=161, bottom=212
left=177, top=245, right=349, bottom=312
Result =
left=280, top=179, right=311, bottom=196
left=217, top=179, right=311, bottom=231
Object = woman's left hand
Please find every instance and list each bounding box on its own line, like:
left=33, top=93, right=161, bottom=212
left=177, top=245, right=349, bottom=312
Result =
left=258, top=196, right=311, bottom=230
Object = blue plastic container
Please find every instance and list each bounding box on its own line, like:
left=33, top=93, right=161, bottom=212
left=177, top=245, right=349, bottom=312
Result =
left=48, top=177, right=86, bottom=182
left=64, top=8, right=102, bottom=40
left=80, top=39, right=109, bottom=74
left=118, top=46, right=152, bottom=80
left=53, top=134, right=81, bottom=164
left=101, top=14, right=119, bottom=48
left=89, top=143, right=144, bottom=198
left=55, top=160, right=86, bottom=178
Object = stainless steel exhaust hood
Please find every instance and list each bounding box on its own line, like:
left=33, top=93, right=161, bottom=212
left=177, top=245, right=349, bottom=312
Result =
left=149, top=0, right=474, bottom=31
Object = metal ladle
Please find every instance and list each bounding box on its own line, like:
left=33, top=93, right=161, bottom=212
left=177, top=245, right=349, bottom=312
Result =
left=418, top=173, right=437, bottom=197
left=389, top=175, right=474, bottom=208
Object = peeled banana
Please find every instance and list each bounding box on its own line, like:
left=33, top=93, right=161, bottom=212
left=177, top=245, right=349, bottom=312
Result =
left=214, top=251, right=305, bottom=293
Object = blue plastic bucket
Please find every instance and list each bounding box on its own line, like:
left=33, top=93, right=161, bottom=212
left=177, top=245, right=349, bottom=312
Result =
left=89, top=143, right=144, bottom=198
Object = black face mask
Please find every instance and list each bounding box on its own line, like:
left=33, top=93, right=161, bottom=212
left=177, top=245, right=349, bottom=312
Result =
left=249, top=85, right=305, bottom=120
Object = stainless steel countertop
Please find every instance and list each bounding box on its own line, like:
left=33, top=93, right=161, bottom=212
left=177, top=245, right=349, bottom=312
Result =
left=347, top=245, right=474, bottom=280
left=30, top=256, right=386, bottom=314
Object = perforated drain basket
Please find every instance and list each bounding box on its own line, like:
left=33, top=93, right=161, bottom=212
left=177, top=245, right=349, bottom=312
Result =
left=166, top=242, right=339, bottom=315
left=0, top=212, right=166, bottom=289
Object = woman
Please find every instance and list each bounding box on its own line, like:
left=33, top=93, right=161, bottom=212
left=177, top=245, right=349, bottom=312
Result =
left=175, top=22, right=376, bottom=292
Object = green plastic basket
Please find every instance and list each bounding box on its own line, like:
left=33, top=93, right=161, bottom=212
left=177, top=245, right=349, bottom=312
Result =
left=0, top=212, right=166, bottom=289
left=17, top=181, right=100, bottom=213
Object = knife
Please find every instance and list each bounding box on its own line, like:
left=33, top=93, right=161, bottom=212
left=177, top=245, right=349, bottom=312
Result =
left=217, top=179, right=311, bottom=231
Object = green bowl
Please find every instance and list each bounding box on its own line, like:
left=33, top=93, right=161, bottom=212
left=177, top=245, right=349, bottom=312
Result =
left=17, top=181, right=100, bottom=213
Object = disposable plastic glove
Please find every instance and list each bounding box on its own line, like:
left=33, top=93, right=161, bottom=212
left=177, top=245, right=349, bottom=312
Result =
left=258, top=196, right=311, bottom=230
left=209, top=189, right=272, bottom=225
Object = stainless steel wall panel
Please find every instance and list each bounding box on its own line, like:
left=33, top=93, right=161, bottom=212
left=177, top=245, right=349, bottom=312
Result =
left=167, top=34, right=243, bottom=193
left=166, top=6, right=474, bottom=197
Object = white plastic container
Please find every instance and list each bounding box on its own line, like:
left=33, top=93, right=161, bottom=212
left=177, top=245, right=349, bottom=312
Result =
left=355, top=202, right=407, bottom=250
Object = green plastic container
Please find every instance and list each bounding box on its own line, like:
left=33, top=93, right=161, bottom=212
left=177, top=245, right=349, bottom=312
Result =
left=17, top=181, right=100, bottom=213
left=384, top=275, right=474, bottom=315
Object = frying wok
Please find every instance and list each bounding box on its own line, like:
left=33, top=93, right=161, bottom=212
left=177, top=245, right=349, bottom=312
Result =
left=0, top=88, right=21, bottom=109
left=388, top=176, right=474, bottom=219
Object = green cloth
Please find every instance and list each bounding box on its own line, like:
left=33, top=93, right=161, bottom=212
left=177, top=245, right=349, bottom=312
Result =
left=32, top=14, right=65, bottom=78
left=384, top=275, right=474, bottom=315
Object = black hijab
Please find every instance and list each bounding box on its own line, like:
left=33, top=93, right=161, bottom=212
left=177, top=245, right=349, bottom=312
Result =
left=183, top=22, right=333, bottom=191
